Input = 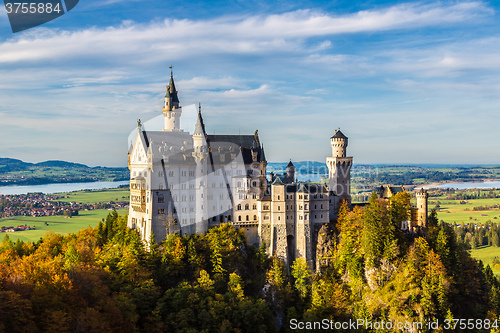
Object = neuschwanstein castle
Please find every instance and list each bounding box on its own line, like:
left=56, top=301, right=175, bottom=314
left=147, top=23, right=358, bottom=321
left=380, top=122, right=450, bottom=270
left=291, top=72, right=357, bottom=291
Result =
left=127, top=71, right=427, bottom=268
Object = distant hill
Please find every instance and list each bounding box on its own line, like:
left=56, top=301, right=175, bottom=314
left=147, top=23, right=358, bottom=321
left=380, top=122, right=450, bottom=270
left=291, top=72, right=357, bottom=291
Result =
left=0, top=158, right=34, bottom=172
left=0, top=158, right=129, bottom=186
left=35, top=160, right=89, bottom=169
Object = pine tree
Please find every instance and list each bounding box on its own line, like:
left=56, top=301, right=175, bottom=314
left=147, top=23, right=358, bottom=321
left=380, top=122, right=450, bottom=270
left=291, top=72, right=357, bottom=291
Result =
left=493, top=231, right=500, bottom=247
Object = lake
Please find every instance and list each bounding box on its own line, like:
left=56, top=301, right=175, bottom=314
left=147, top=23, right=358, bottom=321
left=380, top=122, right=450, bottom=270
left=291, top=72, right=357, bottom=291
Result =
left=0, top=180, right=129, bottom=195
left=422, top=181, right=500, bottom=190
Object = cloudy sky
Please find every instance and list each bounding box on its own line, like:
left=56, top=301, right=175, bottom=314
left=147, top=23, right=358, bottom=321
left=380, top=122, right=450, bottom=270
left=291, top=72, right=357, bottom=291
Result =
left=0, top=0, right=499, bottom=166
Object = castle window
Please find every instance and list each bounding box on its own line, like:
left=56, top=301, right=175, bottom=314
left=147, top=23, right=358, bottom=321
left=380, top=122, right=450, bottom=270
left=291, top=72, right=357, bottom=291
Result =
left=321, top=214, right=323, bottom=218
left=315, top=215, right=317, bottom=219
left=314, top=195, right=317, bottom=199
left=189, top=171, right=195, bottom=176
left=305, top=215, right=307, bottom=220
left=253, top=204, right=257, bottom=210
left=299, top=205, right=303, bottom=210
left=169, top=171, right=174, bottom=177
left=320, top=194, right=323, bottom=198
left=264, top=205, right=269, bottom=210
left=305, top=204, right=308, bottom=210
left=182, top=195, right=186, bottom=201
left=299, top=195, right=302, bottom=199
left=278, top=195, right=280, bottom=200
left=158, top=209, right=164, bottom=214
left=278, top=206, right=281, bottom=211
left=159, top=171, right=164, bottom=177
left=158, top=195, right=164, bottom=203
left=305, top=195, right=308, bottom=200
left=237, top=181, right=242, bottom=188
left=246, top=215, right=249, bottom=221
left=245, top=204, right=249, bottom=210
left=253, top=215, right=257, bottom=220
left=299, top=215, right=303, bottom=220
left=321, top=204, right=323, bottom=209
left=159, top=184, right=163, bottom=190
left=252, top=181, right=257, bottom=187
left=278, top=216, right=280, bottom=220
left=190, top=195, right=194, bottom=201
left=315, top=205, right=317, bottom=209
left=237, top=204, right=241, bottom=210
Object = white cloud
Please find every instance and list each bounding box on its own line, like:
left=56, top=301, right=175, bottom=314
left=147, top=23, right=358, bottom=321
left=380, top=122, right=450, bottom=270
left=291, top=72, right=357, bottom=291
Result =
left=0, top=2, right=491, bottom=64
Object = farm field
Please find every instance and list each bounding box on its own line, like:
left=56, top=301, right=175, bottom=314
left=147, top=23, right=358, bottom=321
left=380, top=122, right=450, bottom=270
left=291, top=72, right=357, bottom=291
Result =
left=55, top=188, right=129, bottom=204
left=0, top=208, right=128, bottom=243
left=434, top=197, right=500, bottom=225
left=470, top=246, right=500, bottom=275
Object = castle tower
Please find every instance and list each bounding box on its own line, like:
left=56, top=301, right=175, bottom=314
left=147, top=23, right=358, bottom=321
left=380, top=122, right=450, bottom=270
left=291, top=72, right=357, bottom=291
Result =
left=269, top=178, right=288, bottom=264
left=192, top=104, right=209, bottom=234
left=326, top=129, right=353, bottom=219
left=163, top=68, right=183, bottom=131
left=286, top=160, right=295, bottom=183
left=416, top=188, right=428, bottom=228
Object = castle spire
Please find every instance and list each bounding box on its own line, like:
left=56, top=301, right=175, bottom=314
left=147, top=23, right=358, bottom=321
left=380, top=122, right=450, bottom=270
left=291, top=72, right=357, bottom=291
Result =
left=165, top=67, right=179, bottom=106
left=162, top=67, right=182, bottom=131
left=194, top=103, right=206, bottom=136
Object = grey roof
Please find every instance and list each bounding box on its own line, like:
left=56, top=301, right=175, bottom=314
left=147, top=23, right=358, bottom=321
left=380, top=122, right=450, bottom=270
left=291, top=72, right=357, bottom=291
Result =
left=271, top=177, right=284, bottom=185
left=141, top=130, right=196, bottom=166
left=194, top=108, right=206, bottom=136
left=287, top=160, right=294, bottom=168
left=207, top=134, right=266, bottom=164
left=331, top=130, right=347, bottom=139
left=165, top=72, right=180, bottom=103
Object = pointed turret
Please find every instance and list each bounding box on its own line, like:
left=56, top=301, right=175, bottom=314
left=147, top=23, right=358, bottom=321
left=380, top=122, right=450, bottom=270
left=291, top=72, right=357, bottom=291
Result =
left=194, top=103, right=206, bottom=136
left=285, top=160, right=295, bottom=183
left=260, top=144, right=266, bottom=162
left=163, top=67, right=183, bottom=132
left=165, top=68, right=180, bottom=105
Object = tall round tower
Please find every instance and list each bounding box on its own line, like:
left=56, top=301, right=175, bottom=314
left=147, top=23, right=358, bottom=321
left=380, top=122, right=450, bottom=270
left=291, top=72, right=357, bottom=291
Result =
left=326, top=129, right=353, bottom=219
left=416, top=188, right=428, bottom=228
left=163, top=68, right=183, bottom=132
left=331, top=129, right=348, bottom=157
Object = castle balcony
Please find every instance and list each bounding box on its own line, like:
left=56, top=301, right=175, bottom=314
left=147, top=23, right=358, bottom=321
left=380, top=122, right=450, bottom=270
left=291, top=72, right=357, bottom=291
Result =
left=130, top=178, right=146, bottom=212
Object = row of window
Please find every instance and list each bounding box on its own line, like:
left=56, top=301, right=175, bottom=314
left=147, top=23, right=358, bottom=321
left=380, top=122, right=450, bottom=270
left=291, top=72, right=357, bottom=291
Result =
left=237, top=203, right=257, bottom=210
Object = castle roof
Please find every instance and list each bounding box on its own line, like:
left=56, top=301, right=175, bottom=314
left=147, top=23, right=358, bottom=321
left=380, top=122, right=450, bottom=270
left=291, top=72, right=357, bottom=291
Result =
left=287, top=160, right=294, bottom=168
left=331, top=129, right=347, bottom=139
left=165, top=70, right=180, bottom=103
left=194, top=105, right=206, bottom=136
left=271, top=177, right=284, bottom=185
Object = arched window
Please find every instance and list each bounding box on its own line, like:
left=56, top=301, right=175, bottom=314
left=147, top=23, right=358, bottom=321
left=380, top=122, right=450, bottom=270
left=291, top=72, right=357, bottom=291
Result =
left=238, top=216, right=241, bottom=221
left=245, top=204, right=249, bottom=210
left=253, top=215, right=257, bottom=220
left=246, top=215, right=249, bottom=221
left=252, top=204, right=257, bottom=210
left=237, top=204, right=241, bottom=210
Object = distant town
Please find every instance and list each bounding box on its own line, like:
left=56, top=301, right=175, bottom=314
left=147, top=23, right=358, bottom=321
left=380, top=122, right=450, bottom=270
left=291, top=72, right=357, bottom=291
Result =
left=0, top=192, right=128, bottom=233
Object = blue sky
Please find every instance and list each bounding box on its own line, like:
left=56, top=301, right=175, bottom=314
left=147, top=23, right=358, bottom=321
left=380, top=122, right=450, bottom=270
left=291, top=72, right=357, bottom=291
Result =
left=0, top=0, right=499, bottom=166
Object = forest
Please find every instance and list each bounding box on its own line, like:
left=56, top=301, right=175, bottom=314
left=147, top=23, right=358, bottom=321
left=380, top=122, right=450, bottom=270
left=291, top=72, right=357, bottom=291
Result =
left=0, top=192, right=499, bottom=332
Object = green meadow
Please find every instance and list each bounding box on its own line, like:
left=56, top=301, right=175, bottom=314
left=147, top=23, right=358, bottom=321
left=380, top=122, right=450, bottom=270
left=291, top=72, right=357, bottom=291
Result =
left=434, top=197, right=500, bottom=225
left=470, top=246, right=500, bottom=275
left=1, top=187, right=129, bottom=243
left=0, top=208, right=128, bottom=243
left=54, top=188, right=129, bottom=204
